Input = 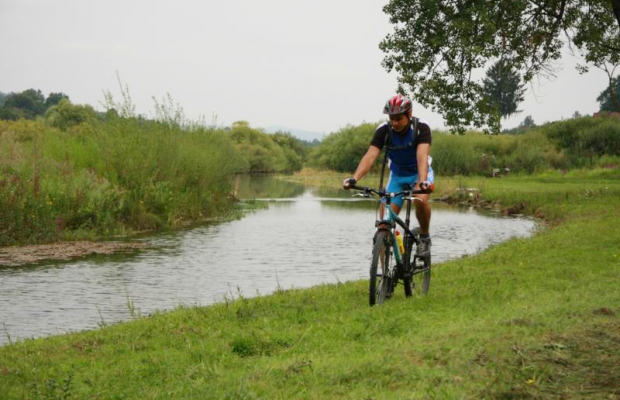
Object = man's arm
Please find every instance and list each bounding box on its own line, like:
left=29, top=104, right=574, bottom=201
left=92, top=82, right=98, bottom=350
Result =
left=416, top=143, right=431, bottom=184
left=352, top=145, right=381, bottom=182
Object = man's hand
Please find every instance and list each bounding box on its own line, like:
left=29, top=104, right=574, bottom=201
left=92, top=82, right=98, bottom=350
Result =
left=418, top=181, right=434, bottom=192
left=342, top=177, right=356, bottom=190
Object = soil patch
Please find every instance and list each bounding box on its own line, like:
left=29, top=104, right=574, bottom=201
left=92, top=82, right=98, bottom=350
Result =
left=0, top=241, right=147, bottom=267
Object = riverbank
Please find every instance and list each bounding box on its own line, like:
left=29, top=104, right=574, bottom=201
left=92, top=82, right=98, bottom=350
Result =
left=0, top=240, right=147, bottom=267
left=0, top=169, right=619, bottom=398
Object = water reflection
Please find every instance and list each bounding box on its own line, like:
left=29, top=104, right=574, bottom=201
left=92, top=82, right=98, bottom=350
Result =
left=0, top=176, right=536, bottom=346
left=232, top=174, right=306, bottom=199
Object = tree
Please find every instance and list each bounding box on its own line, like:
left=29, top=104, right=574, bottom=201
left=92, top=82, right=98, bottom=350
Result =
left=44, top=98, right=98, bottom=130
left=483, top=59, right=526, bottom=128
left=519, top=115, right=536, bottom=129
left=44, top=92, right=69, bottom=109
left=1, top=89, right=46, bottom=119
left=597, top=75, right=620, bottom=111
left=380, top=0, right=620, bottom=134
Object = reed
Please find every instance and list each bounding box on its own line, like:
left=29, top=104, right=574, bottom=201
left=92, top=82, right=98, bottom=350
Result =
left=0, top=119, right=245, bottom=245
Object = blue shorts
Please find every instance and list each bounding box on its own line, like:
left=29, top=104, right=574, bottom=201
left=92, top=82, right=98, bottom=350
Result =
left=384, top=167, right=435, bottom=209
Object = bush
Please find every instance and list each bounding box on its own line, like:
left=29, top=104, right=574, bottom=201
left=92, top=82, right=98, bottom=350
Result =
left=44, top=99, right=99, bottom=131
left=226, top=122, right=304, bottom=173
left=541, top=117, right=620, bottom=165
left=308, top=122, right=378, bottom=172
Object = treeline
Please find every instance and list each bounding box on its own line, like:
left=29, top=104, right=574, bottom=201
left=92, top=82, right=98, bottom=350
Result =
left=0, top=95, right=310, bottom=246
left=0, top=89, right=69, bottom=121
left=308, top=117, right=620, bottom=175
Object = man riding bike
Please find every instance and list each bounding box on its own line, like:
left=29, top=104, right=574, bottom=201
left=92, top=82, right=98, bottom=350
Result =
left=343, top=94, right=434, bottom=257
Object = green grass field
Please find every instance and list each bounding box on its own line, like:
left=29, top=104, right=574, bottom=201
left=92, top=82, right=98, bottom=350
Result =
left=1, top=169, right=619, bottom=399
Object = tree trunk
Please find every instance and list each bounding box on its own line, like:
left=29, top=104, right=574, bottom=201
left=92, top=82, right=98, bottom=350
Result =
left=612, top=0, right=620, bottom=32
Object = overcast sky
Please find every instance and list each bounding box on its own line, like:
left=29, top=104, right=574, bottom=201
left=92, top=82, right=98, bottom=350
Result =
left=0, top=0, right=611, bottom=134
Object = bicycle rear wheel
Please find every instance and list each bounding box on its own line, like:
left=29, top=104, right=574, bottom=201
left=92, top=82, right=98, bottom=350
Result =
left=412, top=255, right=431, bottom=295
left=369, top=230, right=393, bottom=306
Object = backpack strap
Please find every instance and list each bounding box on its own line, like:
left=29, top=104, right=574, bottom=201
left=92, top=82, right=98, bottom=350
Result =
left=385, top=118, right=420, bottom=150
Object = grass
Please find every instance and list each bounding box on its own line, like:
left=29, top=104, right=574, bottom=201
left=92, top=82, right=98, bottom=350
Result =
left=0, top=169, right=619, bottom=399
left=0, top=119, right=245, bottom=246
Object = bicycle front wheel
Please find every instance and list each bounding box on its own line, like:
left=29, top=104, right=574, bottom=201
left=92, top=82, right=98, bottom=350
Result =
left=370, top=230, right=393, bottom=306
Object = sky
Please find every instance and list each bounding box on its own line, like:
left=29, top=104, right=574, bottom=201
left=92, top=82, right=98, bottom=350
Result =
left=0, top=0, right=611, bottom=135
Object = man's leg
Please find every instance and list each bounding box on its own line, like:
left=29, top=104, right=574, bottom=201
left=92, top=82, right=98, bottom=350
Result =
left=414, top=194, right=431, bottom=235
left=414, top=196, right=432, bottom=257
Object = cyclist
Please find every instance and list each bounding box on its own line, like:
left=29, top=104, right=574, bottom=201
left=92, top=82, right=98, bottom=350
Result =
left=343, top=94, right=434, bottom=257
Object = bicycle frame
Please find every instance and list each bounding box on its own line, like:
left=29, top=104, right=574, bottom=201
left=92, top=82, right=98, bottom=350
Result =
left=353, top=185, right=426, bottom=269
left=351, top=184, right=432, bottom=305
left=375, top=192, right=421, bottom=266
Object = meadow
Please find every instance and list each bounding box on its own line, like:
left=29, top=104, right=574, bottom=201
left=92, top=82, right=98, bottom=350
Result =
left=0, top=169, right=618, bottom=399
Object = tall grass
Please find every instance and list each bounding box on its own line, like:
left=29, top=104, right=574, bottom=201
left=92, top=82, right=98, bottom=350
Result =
left=0, top=119, right=245, bottom=245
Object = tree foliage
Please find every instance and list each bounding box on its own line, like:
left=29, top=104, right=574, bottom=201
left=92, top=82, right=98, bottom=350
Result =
left=309, top=122, right=379, bottom=172
left=226, top=121, right=304, bottom=173
left=483, top=59, right=526, bottom=125
left=0, top=89, right=71, bottom=120
left=520, top=115, right=537, bottom=129
left=45, top=98, right=99, bottom=131
left=380, top=0, right=620, bottom=134
left=1, top=89, right=45, bottom=119
left=597, top=75, right=620, bottom=111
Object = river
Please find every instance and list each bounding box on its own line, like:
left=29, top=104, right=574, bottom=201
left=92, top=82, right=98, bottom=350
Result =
left=0, top=176, right=536, bottom=346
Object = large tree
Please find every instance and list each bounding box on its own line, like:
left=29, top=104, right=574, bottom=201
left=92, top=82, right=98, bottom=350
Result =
left=597, top=75, right=620, bottom=111
left=44, top=92, right=69, bottom=109
left=1, top=89, right=46, bottom=119
left=483, top=59, right=526, bottom=128
left=380, top=0, right=620, bottom=133
left=0, top=90, right=71, bottom=120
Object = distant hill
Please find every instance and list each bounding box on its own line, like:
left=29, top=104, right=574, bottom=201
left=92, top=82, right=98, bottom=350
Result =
left=264, top=125, right=325, bottom=143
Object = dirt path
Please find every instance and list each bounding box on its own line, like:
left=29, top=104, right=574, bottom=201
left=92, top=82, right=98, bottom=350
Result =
left=0, top=241, right=147, bottom=267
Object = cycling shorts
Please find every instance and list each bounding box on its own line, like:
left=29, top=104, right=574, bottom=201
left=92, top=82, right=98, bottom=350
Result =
left=384, top=167, right=435, bottom=209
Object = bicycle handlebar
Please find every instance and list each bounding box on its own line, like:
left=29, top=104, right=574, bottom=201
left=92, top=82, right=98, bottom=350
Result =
left=349, top=184, right=433, bottom=198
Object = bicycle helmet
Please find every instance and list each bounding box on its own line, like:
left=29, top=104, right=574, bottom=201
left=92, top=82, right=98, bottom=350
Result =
left=383, top=94, right=412, bottom=115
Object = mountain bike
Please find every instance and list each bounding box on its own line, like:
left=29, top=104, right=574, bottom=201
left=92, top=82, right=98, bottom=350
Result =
left=351, top=184, right=432, bottom=306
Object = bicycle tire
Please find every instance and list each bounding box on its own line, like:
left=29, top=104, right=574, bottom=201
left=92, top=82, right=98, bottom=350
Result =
left=369, top=230, right=393, bottom=306
left=412, top=254, right=431, bottom=295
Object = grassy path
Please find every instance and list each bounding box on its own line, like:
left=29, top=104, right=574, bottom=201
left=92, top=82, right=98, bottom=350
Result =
left=0, top=169, right=619, bottom=399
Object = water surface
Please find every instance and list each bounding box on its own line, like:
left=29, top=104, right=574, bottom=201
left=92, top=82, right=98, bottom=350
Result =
left=0, top=177, right=536, bottom=345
